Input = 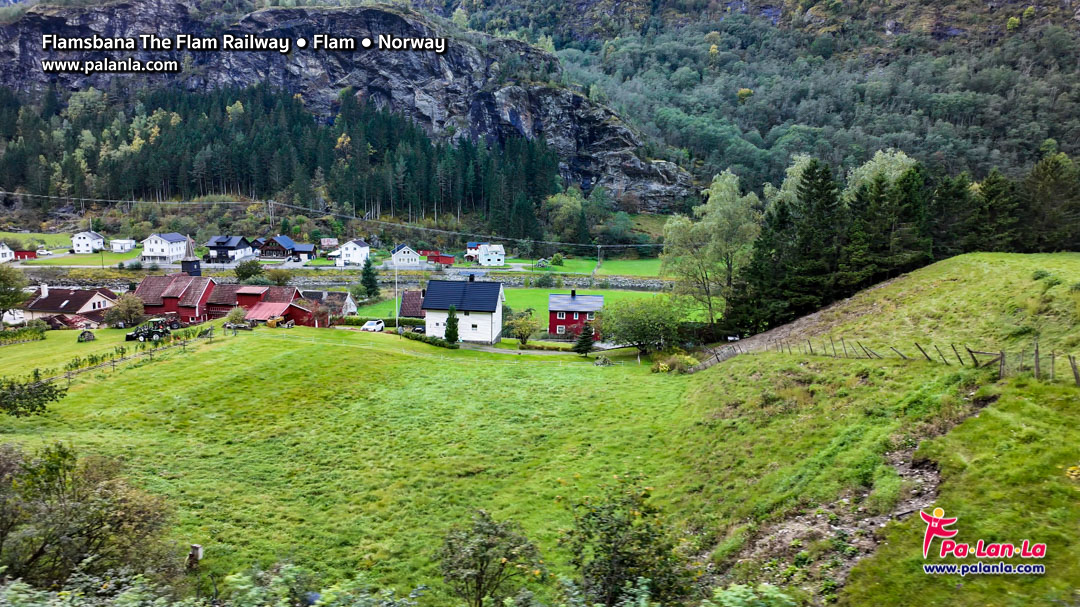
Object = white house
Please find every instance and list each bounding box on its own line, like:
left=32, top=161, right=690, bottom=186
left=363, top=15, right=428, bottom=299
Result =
left=465, top=241, right=487, bottom=261
left=204, top=236, right=253, bottom=261
left=72, top=231, right=105, bottom=254
left=20, top=285, right=117, bottom=321
left=110, top=239, right=137, bottom=253
left=338, top=239, right=370, bottom=266
left=421, top=277, right=504, bottom=344
left=0, top=243, right=13, bottom=263
left=391, top=244, right=420, bottom=267
left=141, top=233, right=188, bottom=264
left=478, top=243, right=505, bottom=267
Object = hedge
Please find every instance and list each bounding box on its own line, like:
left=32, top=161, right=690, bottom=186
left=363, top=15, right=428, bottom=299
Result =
left=0, top=326, right=46, bottom=346
left=401, top=330, right=460, bottom=349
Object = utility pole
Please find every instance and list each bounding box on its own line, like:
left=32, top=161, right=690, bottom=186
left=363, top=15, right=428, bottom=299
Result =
left=394, top=263, right=399, bottom=336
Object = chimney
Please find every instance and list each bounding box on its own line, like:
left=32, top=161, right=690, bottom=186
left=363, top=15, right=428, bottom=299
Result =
left=468, top=274, right=475, bottom=282
left=421, top=289, right=426, bottom=297
left=571, top=289, right=577, bottom=298
left=40, top=283, right=48, bottom=298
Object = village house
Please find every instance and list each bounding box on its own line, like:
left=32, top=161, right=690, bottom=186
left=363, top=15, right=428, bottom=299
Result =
left=427, top=253, right=455, bottom=267
left=548, top=290, right=603, bottom=339
left=13, top=249, right=36, bottom=261
left=464, top=241, right=486, bottom=262
left=245, top=301, right=313, bottom=326
left=0, top=242, right=13, bottom=263
left=110, top=239, right=137, bottom=253
left=300, top=290, right=358, bottom=317
left=319, top=237, right=339, bottom=251
left=398, top=290, right=426, bottom=318
left=72, top=231, right=105, bottom=254
left=141, top=233, right=189, bottom=264
left=258, top=235, right=314, bottom=260
left=390, top=244, right=420, bottom=267
left=20, top=285, right=117, bottom=324
left=204, top=236, right=253, bottom=261
left=338, top=239, right=370, bottom=266
left=421, top=277, right=504, bottom=344
left=478, top=243, right=506, bottom=267
left=205, top=284, right=300, bottom=318
left=133, top=273, right=216, bottom=323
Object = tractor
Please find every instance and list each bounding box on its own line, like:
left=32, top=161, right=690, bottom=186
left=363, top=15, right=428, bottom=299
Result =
left=125, top=318, right=172, bottom=342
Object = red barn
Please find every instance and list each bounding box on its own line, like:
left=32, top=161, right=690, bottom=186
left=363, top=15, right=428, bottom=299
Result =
left=548, top=290, right=603, bottom=339
left=427, top=254, right=455, bottom=266
left=245, top=301, right=313, bottom=326
left=206, top=284, right=301, bottom=318
left=14, top=250, right=37, bottom=260
left=133, top=273, right=216, bottom=323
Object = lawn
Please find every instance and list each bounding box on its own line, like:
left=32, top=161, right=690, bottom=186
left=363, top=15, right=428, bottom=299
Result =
left=355, top=288, right=670, bottom=320
left=0, top=231, right=73, bottom=249
left=0, top=328, right=133, bottom=376
left=596, top=256, right=668, bottom=277
left=509, top=257, right=598, bottom=274
left=22, top=250, right=141, bottom=266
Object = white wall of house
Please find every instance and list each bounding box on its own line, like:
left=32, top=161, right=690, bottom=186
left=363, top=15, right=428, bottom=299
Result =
left=478, top=244, right=505, bottom=266
left=0, top=243, right=13, bottom=263
left=72, top=233, right=105, bottom=254
left=110, top=240, right=136, bottom=253
left=341, top=242, right=370, bottom=265
left=392, top=246, right=420, bottom=267
left=212, top=245, right=253, bottom=260
left=424, top=299, right=503, bottom=344
left=141, top=235, right=186, bottom=263
left=342, top=295, right=358, bottom=316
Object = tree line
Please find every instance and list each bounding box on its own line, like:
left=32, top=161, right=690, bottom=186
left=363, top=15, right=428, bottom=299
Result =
left=662, top=147, right=1080, bottom=336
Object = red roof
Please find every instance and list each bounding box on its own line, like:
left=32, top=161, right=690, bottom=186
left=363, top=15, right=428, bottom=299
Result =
left=263, top=286, right=299, bottom=303
left=399, top=290, right=426, bottom=318
left=236, top=286, right=269, bottom=295
left=207, top=283, right=244, bottom=306
left=134, top=273, right=213, bottom=307
left=245, top=302, right=292, bottom=321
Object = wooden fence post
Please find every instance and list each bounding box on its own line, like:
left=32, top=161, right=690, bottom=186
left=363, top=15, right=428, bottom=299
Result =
left=999, top=350, right=1006, bottom=380
left=891, top=346, right=908, bottom=360
left=914, top=342, right=933, bottom=362
left=965, top=346, right=979, bottom=367
left=807, top=339, right=814, bottom=355
left=830, top=336, right=837, bottom=358
left=841, top=337, right=849, bottom=358
left=1050, top=351, right=1055, bottom=381
left=951, top=343, right=964, bottom=366
left=934, top=344, right=950, bottom=365
left=1034, top=341, right=1040, bottom=380
left=1070, top=355, right=1080, bottom=387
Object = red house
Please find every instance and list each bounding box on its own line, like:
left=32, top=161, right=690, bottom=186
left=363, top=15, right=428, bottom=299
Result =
left=245, top=301, right=313, bottom=326
left=206, top=284, right=301, bottom=318
left=14, top=250, right=37, bottom=260
left=133, top=273, right=216, bottom=323
left=427, top=254, right=455, bottom=266
left=548, top=290, right=603, bottom=339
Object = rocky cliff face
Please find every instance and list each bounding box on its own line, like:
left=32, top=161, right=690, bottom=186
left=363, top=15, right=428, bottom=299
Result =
left=0, top=1, right=691, bottom=211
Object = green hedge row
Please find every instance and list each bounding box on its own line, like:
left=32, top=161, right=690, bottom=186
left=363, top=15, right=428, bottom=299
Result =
left=401, top=330, right=460, bottom=349
left=0, top=326, right=46, bottom=346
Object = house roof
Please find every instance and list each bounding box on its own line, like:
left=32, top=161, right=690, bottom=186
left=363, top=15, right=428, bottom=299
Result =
left=300, top=290, right=350, bottom=311
left=245, top=302, right=291, bottom=321
left=347, top=239, right=369, bottom=248
left=148, top=232, right=188, bottom=243
left=294, top=243, right=316, bottom=253
left=74, top=231, right=105, bottom=240
left=207, top=283, right=244, bottom=306
left=391, top=244, right=414, bottom=254
left=549, top=293, right=604, bottom=312
left=480, top=243, right=505, bottom=254
left=399, top=290, right=426, bottom=318
left=22, top=287, right=116, bottom=313
left=133, top=274, right=213, bottom=307
left=269, top=235, right=296, bottom=249
left=320, top=238, right=339, bottom=247
left=466, top=241, right=487, bottom=248
left=206, top=235, right=249, bottom=248
left=236, top=286, right=269, bottom=295
left=252, top=237, right=266, bottom=247
left=421, top=280, right=503, bottom=312
left=263, top=286, right=299, bottom=303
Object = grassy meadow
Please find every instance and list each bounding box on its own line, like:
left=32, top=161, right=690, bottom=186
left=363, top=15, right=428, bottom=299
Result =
left=355, top=287, right=669, bottom=320
left=0, top=252, right=1076, bottom=605
left=0, top=231, right=72, bottom=249
left=22, top=250, right=142, bottom=266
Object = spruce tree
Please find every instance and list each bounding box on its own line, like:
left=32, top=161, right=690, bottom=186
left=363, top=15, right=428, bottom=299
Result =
left=445, top=305, right=460, bottom=344
left=573, top=323, right=596, bottom=357
left=361, top=257, right=380, bottom=299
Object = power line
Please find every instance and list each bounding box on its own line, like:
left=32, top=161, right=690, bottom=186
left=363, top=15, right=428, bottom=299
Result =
left=0, top=189, right=665, bottom=250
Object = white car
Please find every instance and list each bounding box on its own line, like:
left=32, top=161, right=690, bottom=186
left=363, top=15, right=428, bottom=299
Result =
left=36, top=248, right=52, bottom=256
left=360, top=320, right=385, bottom=332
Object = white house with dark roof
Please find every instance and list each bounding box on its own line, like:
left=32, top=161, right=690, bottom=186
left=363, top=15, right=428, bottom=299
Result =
left=0, top=242, right=13, bottom=263
left=72, top=231, right=105, bottom=254
left=421, top=277, right=504, bottom=344
left=478, top=243, right=505, bottom=266
left=338, top=239, right=370, bottom=266
left=141, top=233, right=189, bottom=263
left=110, top=239, right=137, bottom=253
left=204, top=236, right=253, bottom=261
left=390, top=244, right=420, bottom=267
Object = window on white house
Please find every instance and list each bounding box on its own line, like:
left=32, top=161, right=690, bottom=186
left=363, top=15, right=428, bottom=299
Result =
left=464, top=310, right=470, bottom=316
left=557, top=312, right=565, bottom=319
left=471, top=324, right=478, bottom=330
left=557, top=325, right=566, bottom=334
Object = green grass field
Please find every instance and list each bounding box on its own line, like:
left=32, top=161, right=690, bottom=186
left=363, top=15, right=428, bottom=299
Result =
left=0, top=231, right=72, bottom=249
left=596, top=256, right=667, bottom=277
left=22, top=250, right=141, bottom=266
left=0, top=253, right=1076, bottom=605
left=509, top=257, right=598, bottom=273
left=355, top=287, right=667, bottom=320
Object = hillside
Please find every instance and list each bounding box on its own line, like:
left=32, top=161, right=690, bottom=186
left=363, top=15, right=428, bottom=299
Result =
left=1, top=252, right=1076, bottom=605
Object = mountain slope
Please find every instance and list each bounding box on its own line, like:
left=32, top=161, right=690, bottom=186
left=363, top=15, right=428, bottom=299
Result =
left=0, top=1, right=692, bottom=210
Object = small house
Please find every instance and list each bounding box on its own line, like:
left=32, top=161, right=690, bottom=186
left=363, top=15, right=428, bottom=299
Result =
left=245, top=301, right=313, bottom=326
left=0, top=243, right=12, bottom=263
left=464, top=241, right=487, bottom=262
left=421, top=277, right=504, bottom=344
left=427, top=254, right=455, bottom=267
left=320, top=238, right=340, bottom=251
left=133, top=273, right=216, bottom=323
left=478, top=243, right=505, bottom=267
left=110, top=239, right=137, bottom=253
left=13, top=250, right=37, bottom=260
left=548, top=290, right=603, bottom=339
left=72, top=231, right=105, bottom=254
left=339, top=239, right=370, bottom=266
left=294, top=243, right=316, bottom=261
left=300, top=290, right=358, bottom=316
left=391, top=244, right=420, bottom=267
left=205, top=236, right=253, bottom=261
left=141, top=233, right=189, bottom=263
left=21, top=285, right=117, bottom=322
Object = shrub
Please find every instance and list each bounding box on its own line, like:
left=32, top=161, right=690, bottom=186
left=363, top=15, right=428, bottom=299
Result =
left=0, top=326, right=45, bottom=346
left=147, top=263, right=160, bottom=272
left=551, top=252, right=564, bottom=266
left=402, top=330, right=460, bottom=349
left=1032, top=269, right=1051, bottom=280
left=650, top=354, right=699, bottom=374
left=534, top=273, right=556, bottom=288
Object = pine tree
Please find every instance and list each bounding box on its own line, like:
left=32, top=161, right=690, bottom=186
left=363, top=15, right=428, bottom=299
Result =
left=361, top=257, right=380, bottom=299
left=788, top=159, right=840, bottom=316
left=445, top=305, right=460, bottom=344
left=573, top=323, right=596, bottom=357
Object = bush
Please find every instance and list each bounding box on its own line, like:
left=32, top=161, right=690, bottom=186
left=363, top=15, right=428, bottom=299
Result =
left=651, top=354, right=699, bottom=374
left=339, top=316, right=425, bottom=327
left=1032, top=269, right=1051, bottom=280
left=402, top=330, right=460, bottom=349
left=127, top=260, right=143, bottom=271
left=0, top=326, right=45, bottom=345
left=147, top=263, right=160, bottom=272
left=534, top=273, right=556, bottom=288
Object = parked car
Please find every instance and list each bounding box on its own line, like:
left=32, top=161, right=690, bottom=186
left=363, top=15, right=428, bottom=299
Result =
left=361, top=320, right=385, bottom=332
left=412, top=326, right=425, bottom=334
left=36, top=248, right=52, bottom=256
